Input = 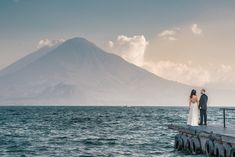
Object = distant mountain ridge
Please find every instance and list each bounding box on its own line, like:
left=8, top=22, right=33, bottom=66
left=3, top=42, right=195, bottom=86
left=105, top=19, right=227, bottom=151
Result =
left=0, top=37, right=232, bottom=106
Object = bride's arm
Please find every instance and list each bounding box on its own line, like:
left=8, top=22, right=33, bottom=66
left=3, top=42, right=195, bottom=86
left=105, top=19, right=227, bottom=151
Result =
left=196, top=97, right=199, bottom=106
left=189, top=98, right=191, bottom=108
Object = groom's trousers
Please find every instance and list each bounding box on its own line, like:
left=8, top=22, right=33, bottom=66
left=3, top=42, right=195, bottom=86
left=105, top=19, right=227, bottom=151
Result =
left=200, top=109, right=207, bottom=125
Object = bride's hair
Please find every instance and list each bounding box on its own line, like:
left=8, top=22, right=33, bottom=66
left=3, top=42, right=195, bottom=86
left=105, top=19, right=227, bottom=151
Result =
left=190, top=89, right=196, bottom=98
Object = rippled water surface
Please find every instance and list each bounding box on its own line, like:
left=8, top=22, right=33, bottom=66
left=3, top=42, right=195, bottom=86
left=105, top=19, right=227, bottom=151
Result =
left=0, top=106, right=234, bottom=156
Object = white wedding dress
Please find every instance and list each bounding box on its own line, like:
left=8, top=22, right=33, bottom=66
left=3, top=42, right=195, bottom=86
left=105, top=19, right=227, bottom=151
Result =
left=187, top=102, right=199, bottom=126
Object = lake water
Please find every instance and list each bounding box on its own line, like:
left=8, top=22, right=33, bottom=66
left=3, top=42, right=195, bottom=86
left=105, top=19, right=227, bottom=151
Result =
left=0, top=106, right=234, bottom=156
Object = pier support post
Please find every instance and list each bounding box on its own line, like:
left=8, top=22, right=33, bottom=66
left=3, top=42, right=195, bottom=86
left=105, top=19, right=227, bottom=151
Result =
left=223, top=108, right=226, bottom=128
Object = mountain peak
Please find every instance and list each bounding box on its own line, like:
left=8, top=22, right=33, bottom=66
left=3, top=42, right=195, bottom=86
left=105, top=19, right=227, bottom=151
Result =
left=65, top=37, right=89, bottom=43
left=56, top=37, right=99, bottom=53
left=62, top=37, right=94, bottom=47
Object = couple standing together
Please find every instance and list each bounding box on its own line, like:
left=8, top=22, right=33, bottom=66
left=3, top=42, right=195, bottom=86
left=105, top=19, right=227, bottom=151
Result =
left=187, top=89, right=208, bottom=126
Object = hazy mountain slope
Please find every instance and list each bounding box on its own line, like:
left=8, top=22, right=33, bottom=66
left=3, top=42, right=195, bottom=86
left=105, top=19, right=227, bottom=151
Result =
left=0, top=46, right=59, bottom=77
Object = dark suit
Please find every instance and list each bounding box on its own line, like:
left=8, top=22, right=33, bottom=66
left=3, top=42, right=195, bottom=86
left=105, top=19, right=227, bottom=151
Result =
left=199, top=94, right=208, bottom=125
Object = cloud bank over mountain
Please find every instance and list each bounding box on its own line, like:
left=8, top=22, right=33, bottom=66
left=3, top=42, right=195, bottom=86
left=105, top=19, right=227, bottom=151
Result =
left=107, top=24, right=234, bottom=89
left=108, top=35, right=148, bottom=67
left=144, top=61, right=232, bottom=86
left=37, top=38, right=65, bottom=49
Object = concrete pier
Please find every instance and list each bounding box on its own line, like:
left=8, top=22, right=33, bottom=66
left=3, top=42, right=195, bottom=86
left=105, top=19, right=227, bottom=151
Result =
left=168, top=124, right=235, bottom=157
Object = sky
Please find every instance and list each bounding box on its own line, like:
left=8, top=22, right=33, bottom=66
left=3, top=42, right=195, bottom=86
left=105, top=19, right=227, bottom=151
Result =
left=1, top=0, right=235, bottom=90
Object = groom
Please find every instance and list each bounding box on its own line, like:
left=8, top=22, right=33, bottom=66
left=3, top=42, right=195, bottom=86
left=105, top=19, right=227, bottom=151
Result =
left=199, top=89, right=208, bottom=125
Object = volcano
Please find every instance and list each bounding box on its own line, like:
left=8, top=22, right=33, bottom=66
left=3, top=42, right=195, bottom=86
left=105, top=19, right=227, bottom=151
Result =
left=0, top=37, right=190, bottom=105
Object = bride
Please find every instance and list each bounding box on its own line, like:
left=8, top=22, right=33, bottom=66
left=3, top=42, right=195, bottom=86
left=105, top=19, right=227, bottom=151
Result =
left=187, top=89, right=199, bottom=126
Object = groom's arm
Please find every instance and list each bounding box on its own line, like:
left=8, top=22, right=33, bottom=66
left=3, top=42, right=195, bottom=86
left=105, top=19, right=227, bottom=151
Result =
left=198, top=97, right=202, bottom=109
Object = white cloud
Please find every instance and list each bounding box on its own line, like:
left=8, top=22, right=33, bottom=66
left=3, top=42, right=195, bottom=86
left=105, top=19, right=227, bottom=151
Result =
left=158, top=30, right=176, bottom=37
left=108, top=41, right=114, bottom=48
left=108, top=35, right=149, bottom=67
left=191, top=24, right=202, bottom=35
left=158, top=29, right=178, bottom=41
left=168, top=37, right=177, bottom=41
left=219, top=64, right=232, bottom=73
left=37, top=38, right=65, bottom=49
left=215, top=64, right=233, bottom=81
left=143, top=61, right=232, bottom=86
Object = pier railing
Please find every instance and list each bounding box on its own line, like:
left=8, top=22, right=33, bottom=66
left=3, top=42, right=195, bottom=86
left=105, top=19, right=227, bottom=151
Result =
left=220, top=108, right=235, bottom=128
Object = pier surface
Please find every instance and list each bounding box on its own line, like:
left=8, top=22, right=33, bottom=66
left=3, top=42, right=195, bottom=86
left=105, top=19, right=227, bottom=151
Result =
left=169, top=124, right=235, bottom=137
left=169, top=124, right=235, bottom=145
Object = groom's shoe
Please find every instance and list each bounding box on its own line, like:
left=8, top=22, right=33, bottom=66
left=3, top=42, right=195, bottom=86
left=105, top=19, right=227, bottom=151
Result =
left=199, top=123, right=202, bottom=125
